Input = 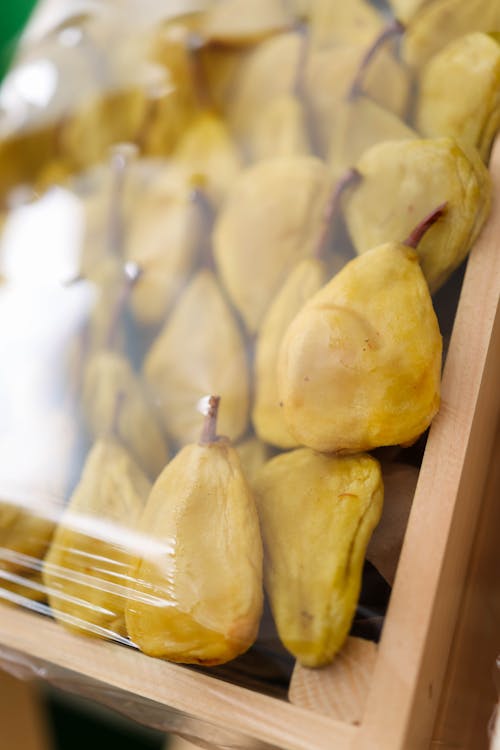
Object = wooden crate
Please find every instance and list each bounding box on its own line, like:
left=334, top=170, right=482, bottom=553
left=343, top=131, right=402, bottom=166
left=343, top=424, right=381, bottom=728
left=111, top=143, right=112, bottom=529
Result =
left=0, top=135, right=498, bottom=749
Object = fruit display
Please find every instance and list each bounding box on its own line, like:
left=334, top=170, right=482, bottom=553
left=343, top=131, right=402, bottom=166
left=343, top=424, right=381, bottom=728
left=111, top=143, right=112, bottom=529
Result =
left=0, top=0, right=497, bottom=689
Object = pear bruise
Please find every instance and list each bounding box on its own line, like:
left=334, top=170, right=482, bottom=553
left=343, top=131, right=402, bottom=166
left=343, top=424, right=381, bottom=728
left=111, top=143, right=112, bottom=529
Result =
left=125, top=397, right=263, bottom=665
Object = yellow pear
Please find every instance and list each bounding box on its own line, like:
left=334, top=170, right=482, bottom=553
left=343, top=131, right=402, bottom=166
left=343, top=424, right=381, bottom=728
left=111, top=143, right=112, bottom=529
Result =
left=235, top=436, right=271, bottom=485
left=82, top=350, right=169, bottom=479
left=388, top=0, right=431, bottom=22
left=254, top=449, right=383, bottom=667
left=278, top=240, right=442, bottom=453
left=416, top=32, right=500, bottom=162
left=327, top=97, right=416, bottom=181
left=200, top=0, right=294, bottom=45
left=43, top=439, right=151, bottom=638
left=125, top=396, right=263, bottom=665
left=173, top=112, right=242, bottom=206
left=309, top=0, right=383, bottom=49
left=343, top=138, right=492, bottom=292
left=403, top=0, right=500, bottom=68
left=143, top=270, right=250, bottom=445
left=214, top=157, right=331, bottom=333
left=253, top=258, right=326, bottom=448
left=248, top=95, right=312, bottom=161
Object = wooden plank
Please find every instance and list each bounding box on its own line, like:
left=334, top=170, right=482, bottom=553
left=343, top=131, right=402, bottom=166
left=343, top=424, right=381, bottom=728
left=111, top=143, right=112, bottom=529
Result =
left=0, top=669, right=52, bottom=750
left=289, top=637, right=378, bottom=724
left=0, top=604, right=356, bottom=750
left=430, top=426, right=500, bottom=749
left=356, top=137, right=500, bottom=750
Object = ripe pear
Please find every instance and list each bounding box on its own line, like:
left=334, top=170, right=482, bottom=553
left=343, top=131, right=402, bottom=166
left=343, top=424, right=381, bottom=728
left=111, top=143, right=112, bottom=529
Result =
left=226, top=32, right=304, bottom=148
left=254, top=449, right=383, bottom=667
left=143, top=270, right=250, bottom=445
left=248, top=95, right=312, bottom=161
left=253, top=258, right=326, bottom=448
left=305, top=43, right=410, bottom=155
left=126, top=175, right=203, bottom=327
left=125, top=397, right=263, bottom=665
left=387, top=0, right=430, bottom=23
left=343, top=138, right=492, bottom=292
left=82, top=351, right=169, bottom=479
left=327, top=97, right=416, bottom=181
left=200, top=0, right=294, bottom=45
left=309, top=0, right=383, bottom=50
left=277, top=241, right=442, bottom=453
left=173, top=112, right=242, bottom=206
left=416, top=33, right=500, bottom=162
left=214, top=157, right=331, bottom=333
left=402, top=0, right=500, bottom=68
left=43, top=439, right=151, bottom=638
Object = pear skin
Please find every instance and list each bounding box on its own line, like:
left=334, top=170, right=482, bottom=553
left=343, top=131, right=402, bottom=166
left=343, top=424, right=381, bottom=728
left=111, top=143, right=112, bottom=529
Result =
left=143, top=270, right=250, bottom=445
left=253, top=258, right=326, bottom=448
left=254, top=449, right=383, bottom=667
left=277, top=243, right=442, bottom=453
left=200, top=0, right=294, bottom=45
left=416, top=33, right=500, bottom=162
left=235, top=437, right=271, bottom=485
left=249, top=95, right=312, bottom=162
left=343, top=138, right=492, bottom=292
left=214, top=157, right=331, bottom=333
left=125, top=398, right=263, bottom=665
left=43, top=439, right=151, bottom=638
left=82, top=351, right=169, bottom=479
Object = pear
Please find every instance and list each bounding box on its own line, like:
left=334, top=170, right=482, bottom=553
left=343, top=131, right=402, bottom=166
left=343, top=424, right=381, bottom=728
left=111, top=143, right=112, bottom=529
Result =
left=403, top=0, right=500, bottom=68
left=214, top=157, right=331, bottom=333
left=125, top=396, right=263, bottom=665
left=235, top=436, right=271, bottom=485
left=226, top=32, right=304, bottom=149
left=126, top=175, right=203, bottom=327
left=253, top=258, right=326, bottom=448
left=248, top=95, right=312, bottom=161
left=173, top=112, right=242, bottom=206
left=343, top=138, right=492, bottom=292
left=309, top=0, right=383, bottom=50
left=277, top=239, right=442, bottom=453
left=254, top=449, right=383, bottom=667
left=305, top=42, right=410, bottom=155
left=143, top=270, right=250, bottom=445
left=416, top=32, right=500, bottom=162
left=387, top=0, right=431, bottom=23
left=327, top=97, right=417, bottom=181
left=82, top=350, right=169, bottom=479
left=43, top=439, right=151, bottom=639
left=200, top=0, right=294, bottom=45
left=0, top=569, right=48, bottom=607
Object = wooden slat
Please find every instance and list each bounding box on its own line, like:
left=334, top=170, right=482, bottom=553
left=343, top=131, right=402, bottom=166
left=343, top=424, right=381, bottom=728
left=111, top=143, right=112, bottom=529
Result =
left=289, top=637, right=378, bottom=724
left=0, top=604, right=355, bottom=750
left=356, top=138, right=500, bottom=750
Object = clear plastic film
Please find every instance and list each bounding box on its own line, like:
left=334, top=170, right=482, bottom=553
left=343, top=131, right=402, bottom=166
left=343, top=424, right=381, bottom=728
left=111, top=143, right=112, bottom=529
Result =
left=0, top=0, right=498, bottom=741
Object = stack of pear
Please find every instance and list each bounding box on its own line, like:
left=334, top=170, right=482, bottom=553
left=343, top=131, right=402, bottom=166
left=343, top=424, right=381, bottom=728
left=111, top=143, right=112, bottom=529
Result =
left=342, top=137, right=492, bottom=292
left=126, top=396, right=263, bottom=665
left=143, top=269, right=250, bottom=445
left=254, top=449, right=383, bottom=667
left=416, top=33, right=500, bottom=162
left=200, top=0, right=294, bottom=46
left=277, top=212, right=443, bottom=453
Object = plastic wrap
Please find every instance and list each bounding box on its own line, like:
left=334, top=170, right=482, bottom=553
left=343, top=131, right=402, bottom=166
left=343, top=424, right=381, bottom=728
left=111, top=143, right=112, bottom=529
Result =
left=0, top=0, right=498, bottom=744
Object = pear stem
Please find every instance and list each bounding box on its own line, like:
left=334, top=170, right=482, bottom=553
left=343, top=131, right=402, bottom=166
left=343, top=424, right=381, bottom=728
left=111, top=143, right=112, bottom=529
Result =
left=404, top=203, right=448, bottom=249
left=111, top=389, right=126, bottom=438
left=106, top=262, right=143, bottom=349
left=200, top=395, right=221, bottom=444
left=315, top=168, right=362, bottom=259
left=107, top=144, right=137, bottom=258
left=348, top=19, right=405, bottom=101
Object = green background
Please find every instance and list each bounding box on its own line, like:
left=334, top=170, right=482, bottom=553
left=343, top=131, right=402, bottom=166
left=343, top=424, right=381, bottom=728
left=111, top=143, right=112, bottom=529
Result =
left=0, top=0, right=37, bottom=80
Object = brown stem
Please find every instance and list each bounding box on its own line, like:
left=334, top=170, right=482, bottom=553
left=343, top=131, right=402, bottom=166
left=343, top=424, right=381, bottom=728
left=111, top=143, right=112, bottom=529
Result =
left=187, top=32, right=213, bottom=110
left=111, top=389, right=126, bottom=437
left=199, top=395, right=221, bottom=445
left=348, top=19, right=405, bottom=101
left=404, top=203, right=448, bottom=249
left=315, top=168, right=362, bottom=260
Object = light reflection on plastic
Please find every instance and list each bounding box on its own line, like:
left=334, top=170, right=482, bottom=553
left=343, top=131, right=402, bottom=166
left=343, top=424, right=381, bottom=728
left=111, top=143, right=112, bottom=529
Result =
left=0, top=187, right=84, bottom=284
left=0, top=59, right=59, bottom=110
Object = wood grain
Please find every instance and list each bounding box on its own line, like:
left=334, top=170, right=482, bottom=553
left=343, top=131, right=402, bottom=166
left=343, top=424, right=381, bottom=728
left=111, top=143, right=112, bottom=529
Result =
left=289, top=637, right=378, bottom=724
left=0, top=669, right=52, bottom=750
